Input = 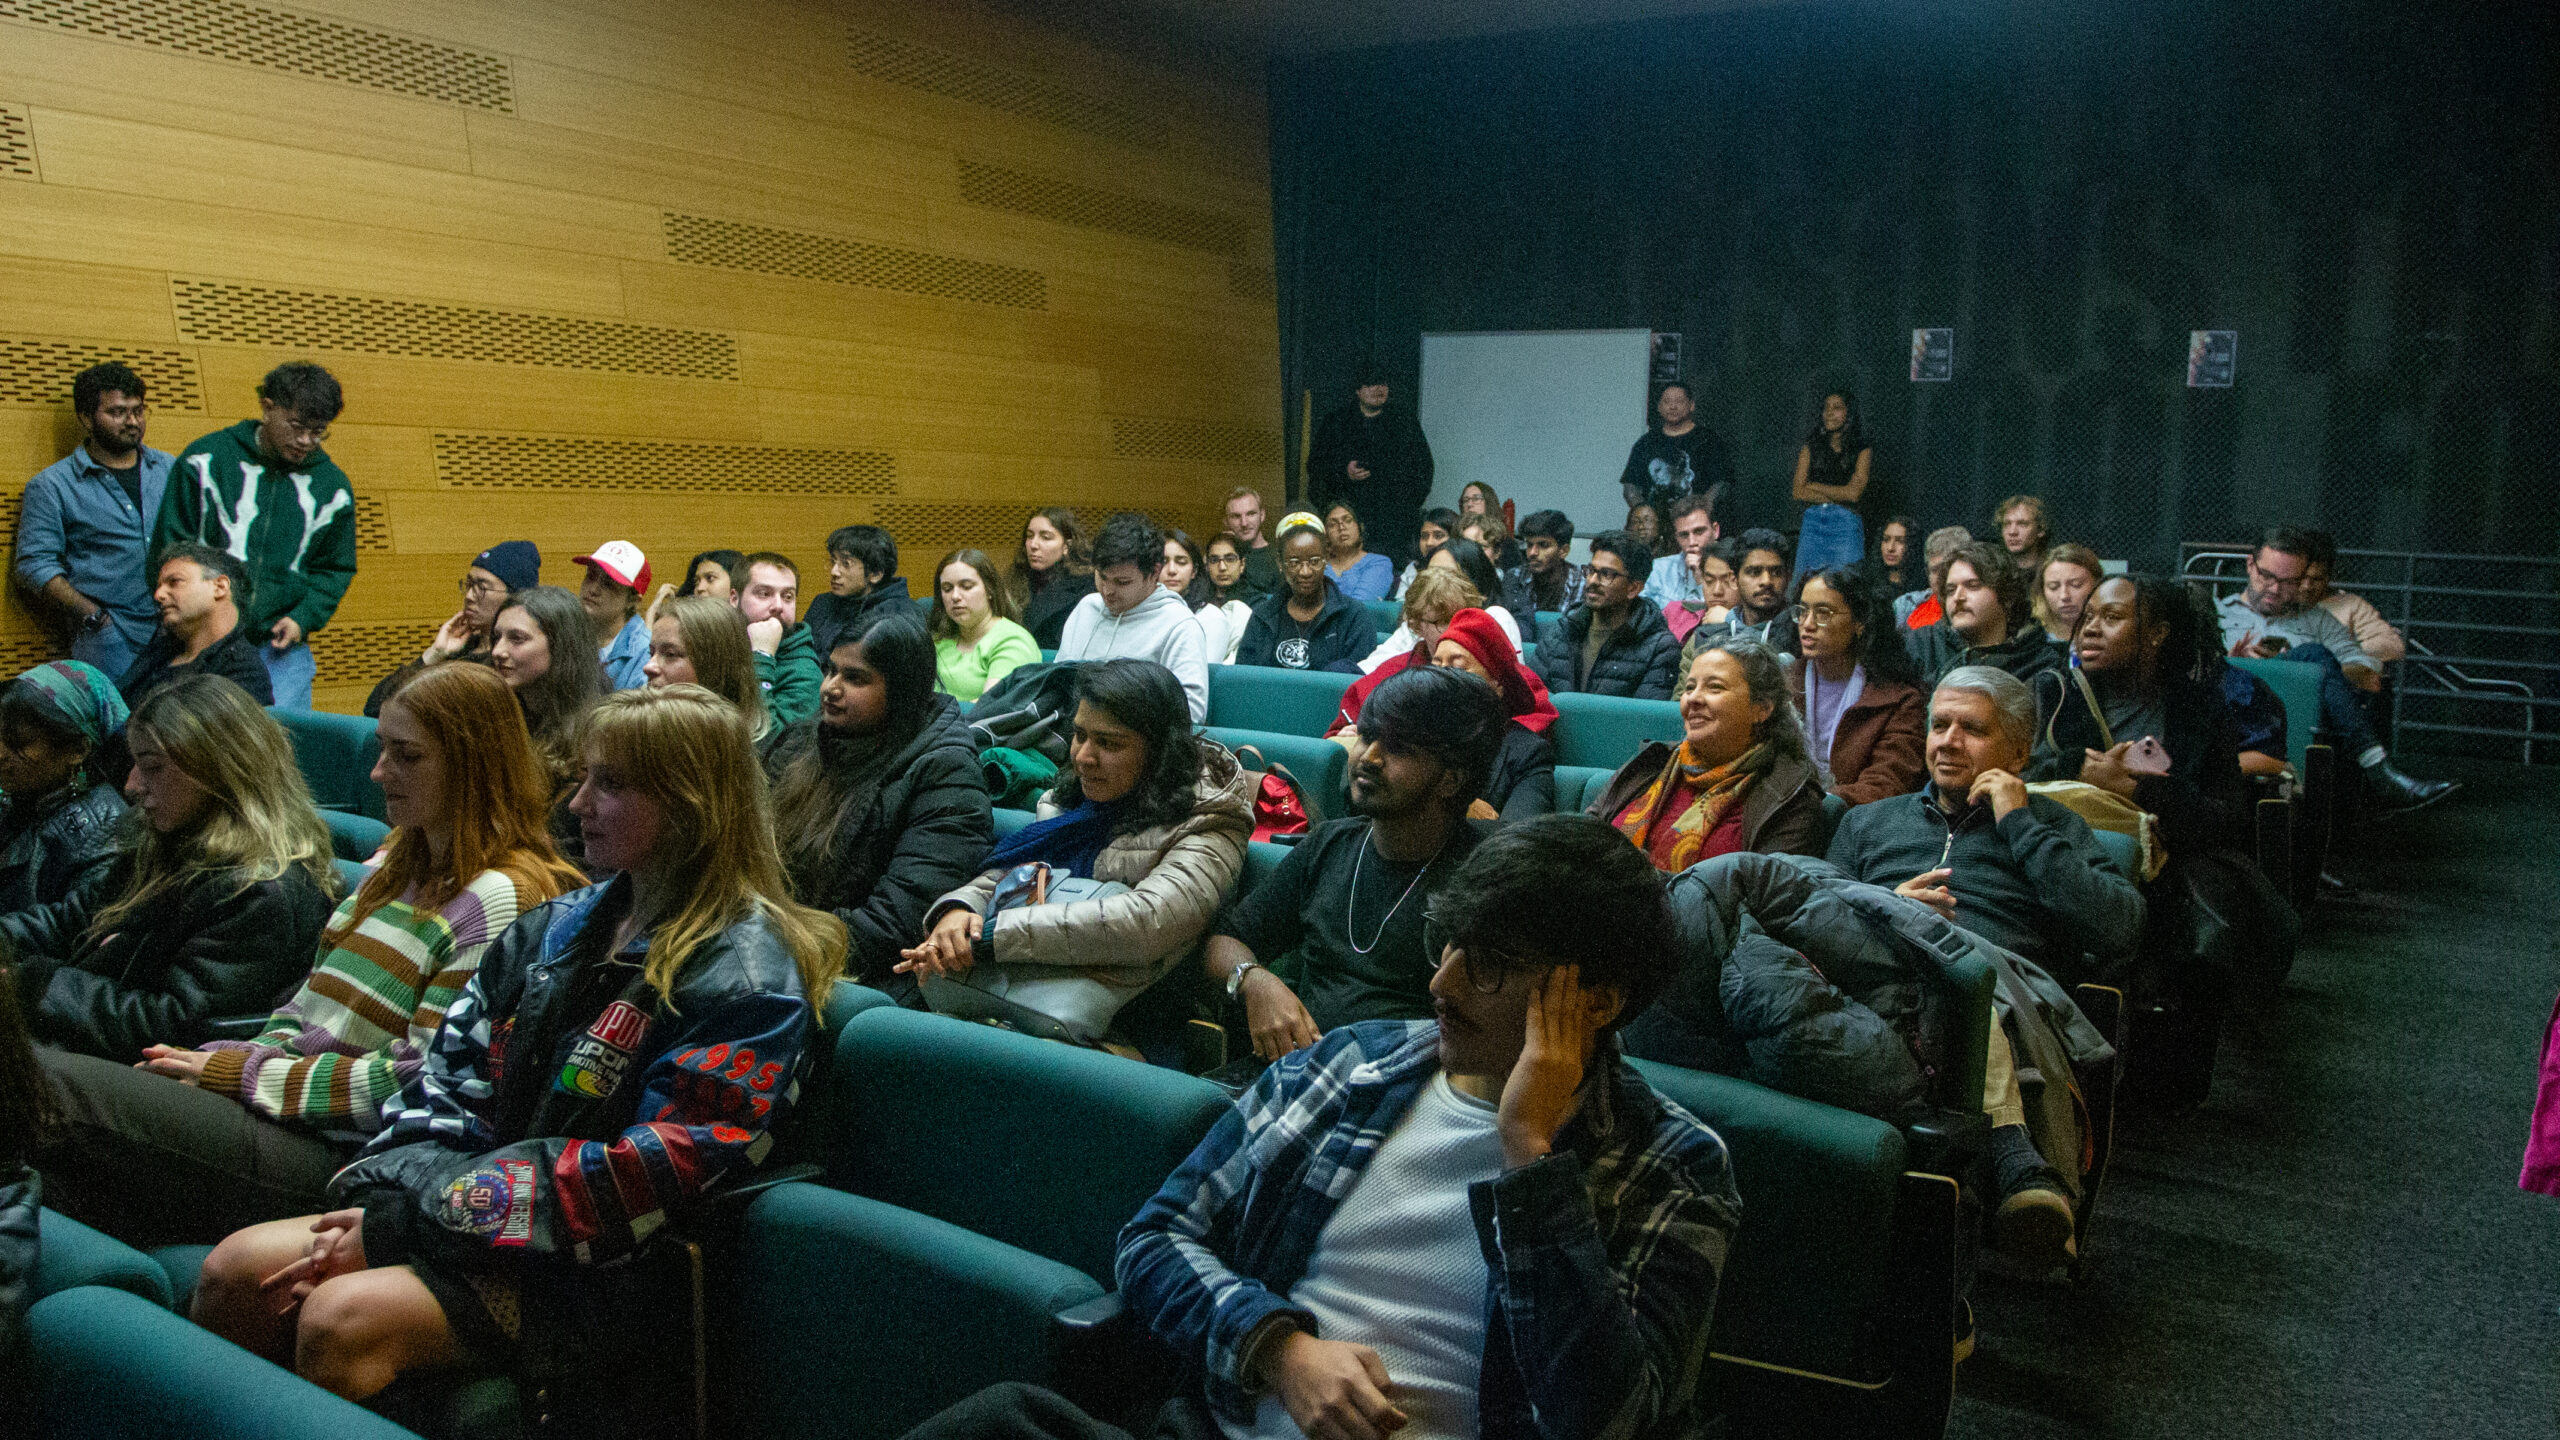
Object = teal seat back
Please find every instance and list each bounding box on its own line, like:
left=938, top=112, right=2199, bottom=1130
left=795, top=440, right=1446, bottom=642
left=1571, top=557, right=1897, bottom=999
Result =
left=322, top=809, right=390, bottom=863
left=1547, top=692, right=1684, bottom=771
left=268, top=708, right=385, bottom=819
left=822, top=1007, right=1232, bottom=1283
left=1944, top=948, right=1996, bottom=1115
left=30, top=1287, right=424, bottom=1439
left=2229, top=656, right=2322, bottom=772
left=35, top=1209, right=172, bottom=1308
left=1242, top=839, right=1291, bottom=895
left=1627, top=1061, right=1905, bottom=1381
left=1201, top=727, right=1349, bottom=820
left=993, top=807, right=1035, bottom=838
left=1553, top=764, right=1612, bottom=814
left=1817, top=792, right=1850, bottom=854
left=330, top=858, right=368, bottom=894
left=1205, top=666, right=1356, bottom=735
left=1364, top=599, right=1403, bottom=639
left=2091, top=827, right=2138, bottom=877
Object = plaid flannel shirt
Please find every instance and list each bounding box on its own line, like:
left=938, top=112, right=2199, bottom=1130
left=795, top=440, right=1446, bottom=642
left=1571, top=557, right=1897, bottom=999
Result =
left=1116, top=1020, right=1741, bottom=1440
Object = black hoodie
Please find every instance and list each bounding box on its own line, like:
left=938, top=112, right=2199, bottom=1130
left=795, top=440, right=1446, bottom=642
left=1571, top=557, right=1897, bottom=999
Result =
left=804, top=575, right=918, bottom=662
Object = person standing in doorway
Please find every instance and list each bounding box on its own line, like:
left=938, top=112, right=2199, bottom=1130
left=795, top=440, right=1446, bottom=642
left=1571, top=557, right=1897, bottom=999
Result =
left=1306, top=365, right=1436, bottom=568
left=17, top=363, right=171, bottom=680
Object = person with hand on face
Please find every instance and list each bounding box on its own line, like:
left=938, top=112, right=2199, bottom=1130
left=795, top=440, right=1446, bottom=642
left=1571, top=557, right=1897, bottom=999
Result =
left=2298, top=529, right=2404, bottom=664
left=1788, top=565, right=1927, bottom=805
left=485, top=585, right=604, bottom=874
left=1207, top=667, right=1504, bottom=1063
left=1008, top=508, right=1095, bottom=653
left=154, top=362, right=356, bottom=711
left=1639, top=494, right=1720, bottom=609
left=735, top=551, right=822, bottom=728
left=17, top=362, right=171, bottom=680
left=645, top=597, right=770, bottom=741
left=572, top=540, right=653, bottom=692
left=656, top=548, right=745, bottom=615
left=902, top=660, right=1253, bottom=1039
left=117, top=543, right=274, bottom=707
left=37, top=664, right=584, bottom=1247
left=767, top=614, right=992, bottom=1000
left=1307, top=367, right=1437, bottom=568
left=189, top=686, right=847, bottom=1429
left=1161, top=528, right=1249, bottom=667
left=364, top=540, right=539, bottom=717
left=0, top=674, right=336, bottom=1063
left=1534, top=530, right=1681, bottom=700
left=1907, top=539, right=2061, bottom=689
left=1389, top=507, right=1461, bottom=602
left=1238, top=522, right=1373, bottom=675
left=2035, top=544, right=2104, bottom=644
left=1224, top=486, right=1282, bottom=599
left=1516, top=509, right=1585, bottom=615
left=0, top=662, right=129, bottom=915
left=1055, top=512, right=1212, bottom=722
left=1320, top=502, right=1394, bottom=605
left=1592, top=634, right=1826, bottom=867
left=806, top=525, right=912, bottom=662
left=883, top=817, right=1735, bottom=1440
left=929, top=547, right=1040, bottom=703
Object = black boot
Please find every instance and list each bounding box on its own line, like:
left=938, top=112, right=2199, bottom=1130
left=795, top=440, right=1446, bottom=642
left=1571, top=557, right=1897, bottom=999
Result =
left=2363, top=759, right=2459, bottom=815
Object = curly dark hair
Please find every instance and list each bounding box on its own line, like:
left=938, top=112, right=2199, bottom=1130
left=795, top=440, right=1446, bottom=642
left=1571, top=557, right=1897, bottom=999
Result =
left=1939, top=539, right=2031, bottom=630
left=1049, top=659, right=1207, bottom=837
left=1429, top=813, right=1676, bottom=1028
left=1788, top=563, right=1921, bottom=688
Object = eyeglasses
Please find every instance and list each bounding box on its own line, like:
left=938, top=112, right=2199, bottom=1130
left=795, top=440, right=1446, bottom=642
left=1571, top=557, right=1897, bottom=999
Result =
left=460, top=578, right=508, bottom=599
left=1281, top=557, right=1327, bottom=573
left=272, top=416, right=331, bottom=443
left=1423, top=907, right=1528, bottom=994
left=2247, top=560, right=2304, bottom=592
left=1799, top=604, right=1851, bottom=627
left=1586, top=566, right=1630, bottom=584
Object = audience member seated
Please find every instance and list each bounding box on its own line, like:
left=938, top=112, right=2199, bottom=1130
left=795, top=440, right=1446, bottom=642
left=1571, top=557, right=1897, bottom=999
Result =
left=895, top=816, right=1738, bottom=1440
left=1790, top=564, right=1928, bottom=805
left=1532, top=529, right=1680, bottom=700
left=1517, top=508, right=1585, bottom=614
left=1790, top=389, right=1873, bottom=575
left=645, top=597, right=770, bottom=742
left=1454, top=511, right=1529, bottom=605
left=190, top=685, right=847, bottom=1426
left=1425, top=537, right=1523, bottom=648
left=902, top=659, right=1251, bottom=1039
left=807, top=524, right=915, bottom=661
left=1907, top=539, right=2061, bottom=689
left=1162, top=527, right=1249, bottom=667
left=1897, top=524, right=1973, bottom=628
left=2216, top=528, right=2452, bottom=812
left=1662, top=537, right=1740, bottom=643
left=1355, top=567, right=1484, bottom=677
left=364, top=540, right=539, bottom=717
left=1591, top=634, right=1826, bottom=866
left=487, top=585, right=604, bottom=872
left=573, top=540, right=653, bottom=691
left=0, top=674, right=335, bottom=1063
left=1222, top=485, right=1280, bottom=598
left=1057, top=512, right=1211, bottom=723
left=1624, top=498, right=1663, bottom=555
left=1865, top=513, right=1919, bottom=597
left=768, top=612, right=993, bottom=1001
left=1690, top=527, right=1797, bottom=646
left=1320, top=500, right=1394, bottom=603
left=1204, top=531, right=1264, bottom=611
left=1238, top=522, right=1372, bottom=674
left=35, top=663, right=584, bottom=1246
left=676, top=547, right=745, bottom=602
left=1207, top=667, right=1504, bottom=1058
left=2035, top=542, right=2105, bottom=644
left=0, top=663, right=127, bottom=916
left=1996, top=493, right=2052, bottom=580
left=117, top=543, right=273, bottom=707
left=1336, top=606, right=1559, bottom=825
left=1011, top=507, right=1095, bottom=652
left=2300, top=529, right=2405, bottom=664
left=928, top=547, right=1040, bottom=703
left=1389, top=506, right=1459, bottom=600
left=1638, top=492, right=1720, bottom=607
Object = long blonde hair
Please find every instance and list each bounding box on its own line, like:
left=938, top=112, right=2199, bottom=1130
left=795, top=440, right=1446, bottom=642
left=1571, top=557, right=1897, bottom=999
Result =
left=658, top=597, right=768, bottom=741
left=339, top=664, right=585, bottom=942
left=581, top=685, right=846, bottom=1016
left=97, top=675, right=338, bottom=933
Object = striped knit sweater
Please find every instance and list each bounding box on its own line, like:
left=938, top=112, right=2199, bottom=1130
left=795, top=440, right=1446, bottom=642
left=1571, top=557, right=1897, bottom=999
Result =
left=197, top=867, right=526, bottom=1143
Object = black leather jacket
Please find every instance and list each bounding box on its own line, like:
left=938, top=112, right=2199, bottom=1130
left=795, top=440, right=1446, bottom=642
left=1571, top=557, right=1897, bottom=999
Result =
left=0, top=782, right=125, bottom=917
left=0, top=858, right=334, bottom=1062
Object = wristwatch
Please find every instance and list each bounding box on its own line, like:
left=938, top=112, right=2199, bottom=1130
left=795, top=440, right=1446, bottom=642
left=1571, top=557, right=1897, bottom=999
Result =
left=78, top=609, right=108, bottom=633
left=1225, top=960, right=1261, bottom=1001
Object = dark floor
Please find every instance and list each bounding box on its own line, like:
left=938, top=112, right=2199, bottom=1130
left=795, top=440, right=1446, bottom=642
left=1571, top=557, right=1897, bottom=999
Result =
left=1950, top=758, right=2560, bottom=1440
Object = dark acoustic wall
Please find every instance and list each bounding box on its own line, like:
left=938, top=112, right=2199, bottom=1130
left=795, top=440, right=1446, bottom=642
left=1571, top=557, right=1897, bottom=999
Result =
left=1269, top=0, right=2560, bottom=564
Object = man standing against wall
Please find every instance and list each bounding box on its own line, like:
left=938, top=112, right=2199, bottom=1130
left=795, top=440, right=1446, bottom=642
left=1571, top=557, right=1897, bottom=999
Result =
left=1306, top=365, right=1435, bottom=569
left=153, top=362, right=355, bottom=711
left=17, top=363, right=171, bottom=680
left=1617, top=380, right=1735, bottom=515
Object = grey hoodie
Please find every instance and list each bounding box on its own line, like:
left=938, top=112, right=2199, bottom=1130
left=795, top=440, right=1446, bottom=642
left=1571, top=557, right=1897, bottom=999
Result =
left=1053, top=585, right=1211, bottom=721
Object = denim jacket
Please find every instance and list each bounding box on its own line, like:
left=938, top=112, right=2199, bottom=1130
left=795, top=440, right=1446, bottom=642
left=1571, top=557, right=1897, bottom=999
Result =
left=14, top=445, right=172, bottom=647
left=1117, top=1020, right=1740, bottom=1440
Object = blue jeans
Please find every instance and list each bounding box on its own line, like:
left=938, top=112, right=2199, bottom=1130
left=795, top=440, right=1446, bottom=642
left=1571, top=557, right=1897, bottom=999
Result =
left=260, top=640, right=315, bottom=710
left=2262, top=644, right=2379, bottom=756
left=1795, top=504, right=1866, bottom=578
left=69, top=617, right=146, bottom=684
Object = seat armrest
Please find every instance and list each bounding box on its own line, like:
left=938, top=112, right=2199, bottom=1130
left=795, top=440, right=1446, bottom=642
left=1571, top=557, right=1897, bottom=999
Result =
left=1900, top=1107, right=1989, bottom=1179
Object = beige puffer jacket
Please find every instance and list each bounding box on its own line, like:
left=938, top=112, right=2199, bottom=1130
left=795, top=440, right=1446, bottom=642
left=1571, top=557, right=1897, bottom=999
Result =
left=942, top=743, right=1256, bottom=984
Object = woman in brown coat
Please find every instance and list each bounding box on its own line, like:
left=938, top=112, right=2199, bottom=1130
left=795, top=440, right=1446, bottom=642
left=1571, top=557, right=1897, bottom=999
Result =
left=1788, top=563, right=1927, bottom=805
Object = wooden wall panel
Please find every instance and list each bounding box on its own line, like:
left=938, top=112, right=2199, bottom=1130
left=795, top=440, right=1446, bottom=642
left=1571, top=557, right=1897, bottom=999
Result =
left=0, top=0, right=1278, bottom=713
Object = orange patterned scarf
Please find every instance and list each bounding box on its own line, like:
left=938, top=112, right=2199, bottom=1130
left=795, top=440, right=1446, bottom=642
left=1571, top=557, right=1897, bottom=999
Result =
left=1612, top=741, right=1764, bottom=871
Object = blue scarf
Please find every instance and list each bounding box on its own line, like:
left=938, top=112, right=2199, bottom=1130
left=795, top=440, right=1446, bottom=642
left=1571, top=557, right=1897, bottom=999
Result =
left=984, top=799, right=1119, bottom=880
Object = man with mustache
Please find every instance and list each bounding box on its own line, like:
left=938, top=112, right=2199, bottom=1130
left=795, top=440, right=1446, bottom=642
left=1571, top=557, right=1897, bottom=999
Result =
left=1909, top=539, right=2063, bottom=690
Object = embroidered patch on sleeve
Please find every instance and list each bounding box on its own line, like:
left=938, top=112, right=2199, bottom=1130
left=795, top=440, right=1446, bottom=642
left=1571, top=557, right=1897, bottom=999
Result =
left=441, top=1156, right=534, bottom=1246
left=555, top=1000, right=650, bottom=1099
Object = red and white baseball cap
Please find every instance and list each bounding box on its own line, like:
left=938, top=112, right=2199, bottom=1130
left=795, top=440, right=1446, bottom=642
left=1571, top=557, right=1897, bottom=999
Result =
left=572, top=540, right=650, bottom=593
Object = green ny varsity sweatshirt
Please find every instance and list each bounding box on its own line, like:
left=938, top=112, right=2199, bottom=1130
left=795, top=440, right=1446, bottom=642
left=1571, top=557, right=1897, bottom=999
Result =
left=153, top=419, right=359, bottom=639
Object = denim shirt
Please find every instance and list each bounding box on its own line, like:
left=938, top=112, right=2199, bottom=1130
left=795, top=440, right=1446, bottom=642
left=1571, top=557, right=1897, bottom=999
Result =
left=599, top=613, right=651, bottom=691
left=14, top=445, right=172, bottom=644
left=1639, top=552, right=1702, bottom=607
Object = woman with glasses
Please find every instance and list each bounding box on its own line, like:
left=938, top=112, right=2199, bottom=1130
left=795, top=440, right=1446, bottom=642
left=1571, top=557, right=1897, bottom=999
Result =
left=363, top=541, right=542, bottom=716
left=1237, top=522, right=1373, bottom=672
left=1588, top=634, right=1827, bottom=866
left=1786, top=564, right=1926, bottom=804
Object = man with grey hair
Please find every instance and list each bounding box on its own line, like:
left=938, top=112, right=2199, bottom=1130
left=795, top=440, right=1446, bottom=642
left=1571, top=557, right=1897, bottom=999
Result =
left=1826, top=664, right=2141, bottom=1271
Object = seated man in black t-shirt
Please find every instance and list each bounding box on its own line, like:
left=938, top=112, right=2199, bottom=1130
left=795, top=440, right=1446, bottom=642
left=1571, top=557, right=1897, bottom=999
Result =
left=1208, top=665, right=1506, bottom=1059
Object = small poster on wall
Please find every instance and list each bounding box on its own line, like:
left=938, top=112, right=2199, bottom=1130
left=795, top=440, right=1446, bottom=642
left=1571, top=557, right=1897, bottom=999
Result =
left=1911, top=328, right=1954, bottom=382
left=2188, top=330, right=2238, bottom=387
left=1650, top=332, right=1682, bottom=387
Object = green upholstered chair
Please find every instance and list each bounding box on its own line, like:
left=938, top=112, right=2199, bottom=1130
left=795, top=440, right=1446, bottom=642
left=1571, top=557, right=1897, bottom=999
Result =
left=727, top=1007, right=1233, bottom=1440
left=1200, top=727, right=1348, bottom=821
left=1817, top=791, right=1851, bottom=853
left=2229, top=655, right=2336, bottom=905
left=27, top=1286, right=424, bottom=1440
left=1363, top=598, right=1403, bottom=639
left=323, top=808, right=391, bottom=862
left=1553, top=763, right=1612, bottom=814
left=1204, top=665, right=1356, bottom=736
left=2228, top=656, right=2325, bottom=774
left=1547, top=692, right=1685, bottom=771
left=268, top=708, right=386, bottom=819
left=35, top=1209, right=171, bottom=1308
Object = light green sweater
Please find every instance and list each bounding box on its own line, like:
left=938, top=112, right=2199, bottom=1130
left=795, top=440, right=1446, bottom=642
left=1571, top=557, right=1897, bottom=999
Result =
left=935, top=618, right=1040, bottom=702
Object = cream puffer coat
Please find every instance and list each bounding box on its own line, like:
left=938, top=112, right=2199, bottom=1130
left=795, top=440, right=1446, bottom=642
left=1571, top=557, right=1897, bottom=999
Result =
left=942, top=743, right=1257, bottom=988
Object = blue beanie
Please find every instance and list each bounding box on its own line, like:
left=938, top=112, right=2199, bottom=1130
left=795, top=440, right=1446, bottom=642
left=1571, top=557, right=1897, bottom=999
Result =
left=472, top=540, right=540, bottom=593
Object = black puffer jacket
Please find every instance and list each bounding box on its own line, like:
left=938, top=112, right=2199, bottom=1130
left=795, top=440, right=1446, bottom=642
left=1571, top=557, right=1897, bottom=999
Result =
left=805, top=576, right=920, bottom=662
left=762, top=693, right=994, bottom=988
left=0, top=782, right=125, bottom=916
left=0, top=858, right=334, bottom=1062
left=1533, top=598, right=1682, bottom=699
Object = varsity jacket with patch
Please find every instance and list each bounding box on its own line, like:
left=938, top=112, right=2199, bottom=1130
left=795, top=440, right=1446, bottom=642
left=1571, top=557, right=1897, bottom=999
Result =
left=154, top=419, right=359, bottom=639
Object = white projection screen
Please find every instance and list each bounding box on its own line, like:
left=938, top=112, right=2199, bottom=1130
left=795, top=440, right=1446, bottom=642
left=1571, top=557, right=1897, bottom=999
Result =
left=1418, top=329, right=1652, bottom=539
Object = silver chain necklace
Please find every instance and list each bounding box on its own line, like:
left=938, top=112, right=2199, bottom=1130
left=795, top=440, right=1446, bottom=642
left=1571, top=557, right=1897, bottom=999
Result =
left=1345, top=827, right=1431, bottom=955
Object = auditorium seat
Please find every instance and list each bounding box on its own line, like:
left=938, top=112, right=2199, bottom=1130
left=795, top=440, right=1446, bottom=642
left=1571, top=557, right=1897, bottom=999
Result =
left=1200, top=726, right=1349, bottom=820
left=1364, top=598, right=1402, bottom=640
left=35, top=1208, right=171, bottom=1308
left=323, top=809, right=391, bottom=862
left=268, top=708, right=386, bottom=820
left=1553, top=763, right=1612, bottom=814
left=1203, top=664, right=1355, bottom=735
left=1546, top=692, right=1685, bottom=770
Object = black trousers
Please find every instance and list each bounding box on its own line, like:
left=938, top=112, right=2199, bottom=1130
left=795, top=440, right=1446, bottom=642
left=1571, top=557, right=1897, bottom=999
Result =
left=898, top=1382, right=1222, bottom=1440
left=36, top=1046, right=350, bottom=1248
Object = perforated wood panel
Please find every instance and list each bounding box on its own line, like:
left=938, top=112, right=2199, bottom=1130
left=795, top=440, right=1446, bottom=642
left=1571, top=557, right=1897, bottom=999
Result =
left=875, top=501, right=1036, bottom=556
left=171, top=281, right=739, bottom=380
left=309, top=620, right=435, bottom=688
left=0, top=634, right=59, bottom=675
left=1110, top=417, right=1280, bottom=465
left=0, top=493, right=20, bottom=550
left=0, top=340, right=202, bottom=409
left=352, top=493, right=389, bottom=553
left=845, top=28, right=1160, bottom=151
left=663, top=213, right=1046, bottom=311
left=1227, top=263, right=1274, bottom=303
left=957, top=160, right=1247, bottom=256
left=0, top=0, right=513, bottom=111
left=0, top=103, right=35, bottom=179
left=433, top=435, right=899, bottom=497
